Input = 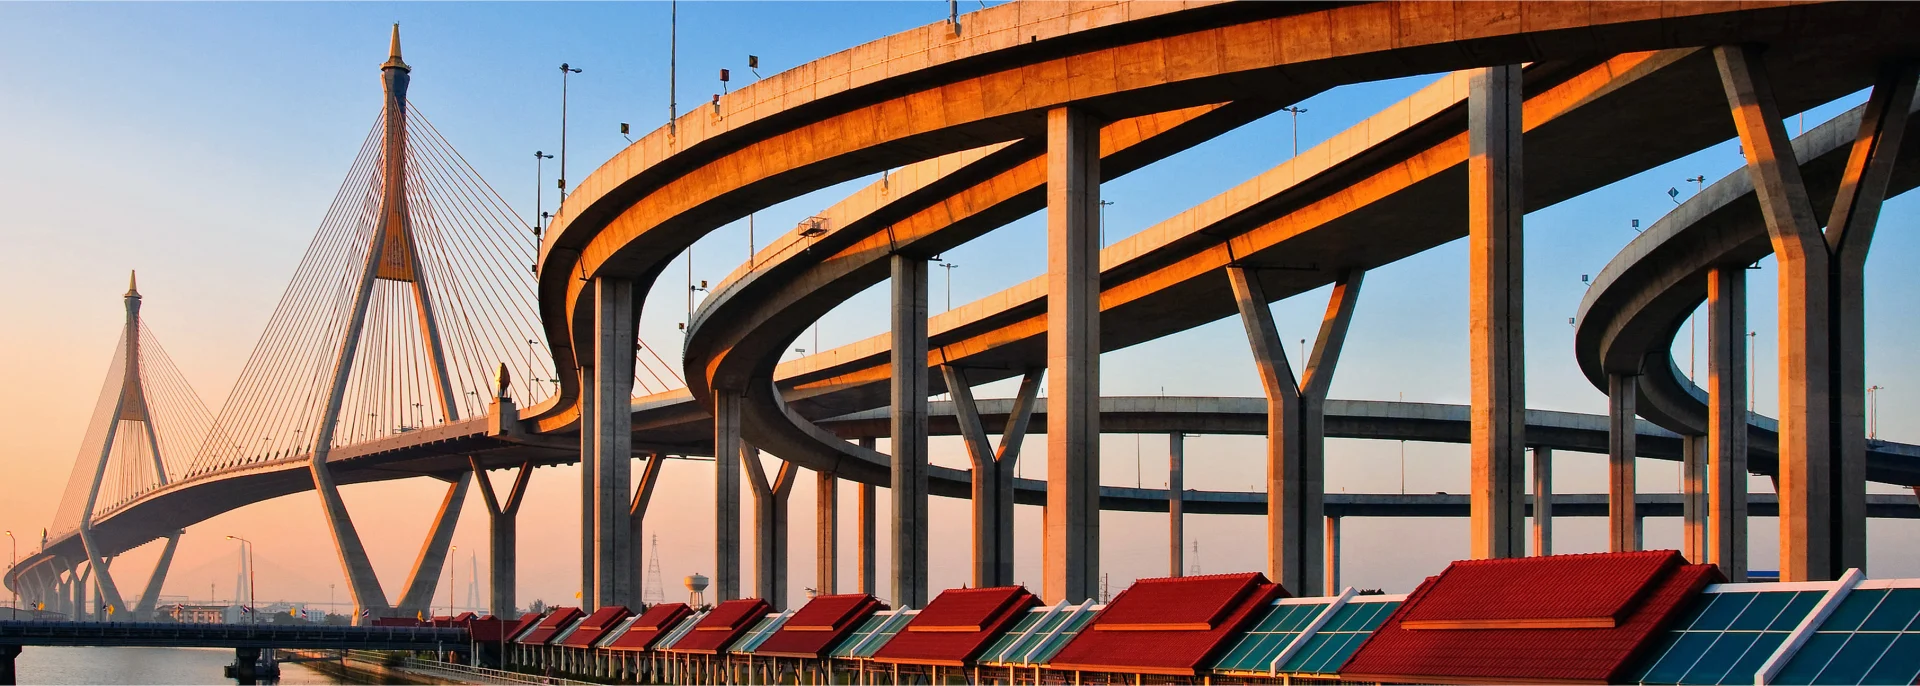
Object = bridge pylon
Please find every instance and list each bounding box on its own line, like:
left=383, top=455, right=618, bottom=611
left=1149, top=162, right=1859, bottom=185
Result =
left=303, top=25, right=471, bottom=623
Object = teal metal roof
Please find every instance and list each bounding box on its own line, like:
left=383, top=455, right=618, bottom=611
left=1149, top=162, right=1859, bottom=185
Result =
left=1210, top=599, right=1333, bottom=673
left=1279, top=599, right=1399, bottom=675
left=1630, top=588, right=1824, bottom=685
left=731, top=610, right=793, bottom=654
left=1771, top=587, right=1920, bottom=685
left=829, top=610, right=915, bottom=659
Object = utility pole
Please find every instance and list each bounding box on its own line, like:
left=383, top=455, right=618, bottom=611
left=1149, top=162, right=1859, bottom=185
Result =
left=558, top=64, right=583, bottom=202
left=1281, top=105, right=1308, bottom=157
left=4, top=531, right=13, bottom=613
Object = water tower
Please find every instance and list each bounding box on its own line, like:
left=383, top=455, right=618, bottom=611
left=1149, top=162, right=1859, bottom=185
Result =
left=685, top=573, right=709, bottom=608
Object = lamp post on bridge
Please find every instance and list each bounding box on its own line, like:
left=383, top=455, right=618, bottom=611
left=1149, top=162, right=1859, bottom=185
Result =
left=226, top=536, right=255, bottom=625
left=4, top=530, right=14, bottom=614
left=558, top=64, right=583, bottom=203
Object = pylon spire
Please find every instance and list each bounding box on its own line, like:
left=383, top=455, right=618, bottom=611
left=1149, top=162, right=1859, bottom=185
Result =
left=125, top=270, right=140, bottom=299
left=383, top=23, right=408, bottom=72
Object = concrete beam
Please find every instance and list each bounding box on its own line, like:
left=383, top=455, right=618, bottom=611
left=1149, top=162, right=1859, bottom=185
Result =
left=1468, top=64, right=1527, bottom=560
left=891, top=254, right=930, bottom=608
left=591, top=277, right=637, bottom=609
left=472, top=457, right=532, bottom=617
left=1045, top=105, right=1101, bottom=605
left=1824, top=63, right=1917, bottom=575
left=714, top=392, right=743, bottom=600
left=1532, top=447, right=1553, bottom=557
left=1717, top=44, right=1834, bottom=581
left=1609, top=373, right=1639, bottom=552
left=1708, top=265, right=1750, bottom=581
left=815, top=469, right=837, bottom=595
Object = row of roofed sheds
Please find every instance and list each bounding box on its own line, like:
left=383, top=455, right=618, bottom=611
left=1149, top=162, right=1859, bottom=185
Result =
left=425, top=550, right=1920, bottom=685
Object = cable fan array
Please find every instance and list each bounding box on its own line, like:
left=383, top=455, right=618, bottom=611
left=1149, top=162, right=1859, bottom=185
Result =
left=183, top=103, right=680, bottom=479
left=47, top=321, right=219, bottom=540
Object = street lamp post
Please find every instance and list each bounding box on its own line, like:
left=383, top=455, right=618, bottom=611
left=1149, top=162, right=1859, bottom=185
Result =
left=226, top=536, right=255, bottom=625
left=558, top=64, right=583, bottom=203
left=447, top=545, right=457, bottom=617
left=937, top=262, right=958, bottom=312
left=1281, top=105, right=1308, bottom=157
left=4, top=530, right=14, bottom=613
left=533, top=151, right=554, bottom=236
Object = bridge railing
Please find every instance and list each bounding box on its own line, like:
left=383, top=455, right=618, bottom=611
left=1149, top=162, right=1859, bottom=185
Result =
left=346, top=651, right=594, bottom=686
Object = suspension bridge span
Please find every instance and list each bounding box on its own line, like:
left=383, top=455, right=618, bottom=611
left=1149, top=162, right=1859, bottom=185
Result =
left=7, top=1, right=1920, bottom=627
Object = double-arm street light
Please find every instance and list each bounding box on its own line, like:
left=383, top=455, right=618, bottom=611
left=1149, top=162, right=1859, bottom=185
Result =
left=226, top=535, right=256, bottom=624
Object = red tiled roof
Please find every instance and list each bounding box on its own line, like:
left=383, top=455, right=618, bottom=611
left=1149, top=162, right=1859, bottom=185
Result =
left=518, top=607, right=585, bottom=645
left=666, top=598, right=771, bottom=654
left=1341, top=551, right=1723, bottom=685
left=1401, top=551, right=1673, bottom=629
left=754, top=594, right=886, bottom=659
left=875, top=586, right=1039, bottom=666
left=504, top=612, right=543, bottom=642
left=1048, top=573, right=1286, bottom=676
left=607, top=603, right=694, bottom=652
left=557, top=606, right=633, bottom=648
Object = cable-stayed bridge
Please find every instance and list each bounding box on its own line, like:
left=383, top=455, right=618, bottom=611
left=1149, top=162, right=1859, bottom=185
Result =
left=8, top=3, right=1920, bottom=628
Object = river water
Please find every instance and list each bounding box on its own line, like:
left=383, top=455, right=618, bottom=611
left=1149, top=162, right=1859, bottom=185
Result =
left=13, top=646, right=350, bottom=685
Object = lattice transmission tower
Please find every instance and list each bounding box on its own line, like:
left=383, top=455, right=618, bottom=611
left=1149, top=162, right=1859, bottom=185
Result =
left=642, top=535, right=666, bottom=605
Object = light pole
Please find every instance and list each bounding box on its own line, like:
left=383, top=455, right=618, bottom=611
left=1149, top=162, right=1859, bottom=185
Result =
left=558, top=64, right=583, bottom=203
left=4, top=530, right=13, bottom=611
left=1281, top=105, right=1308, bottom=157
left=329, top=583, right=334, bottom=622
left=1748, top=331, right=1758, bottom=413
left=937, top=261, right=958, bottom=312
left=447, top=545, right=457, bottom=617
left=533, top=151, right=554, bottom=237
left=1869, top=385, right=1886, bottom=439
left=226, top=536, right=255, bottom=625
left=1098, top=200, right=1114, bottom=246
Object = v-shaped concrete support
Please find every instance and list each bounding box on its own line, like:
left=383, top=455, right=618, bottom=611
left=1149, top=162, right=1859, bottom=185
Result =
left=1716, top=45, right=1917, bottom=580
left=1228, top=266, right=1363, bottom=596
left=944, top=366, right=1041, bottom=589
left=743, top=446, right=797, bottom=609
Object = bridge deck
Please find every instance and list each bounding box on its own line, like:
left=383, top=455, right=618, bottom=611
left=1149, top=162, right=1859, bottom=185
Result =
left=0, top=621, right=466, bottom=650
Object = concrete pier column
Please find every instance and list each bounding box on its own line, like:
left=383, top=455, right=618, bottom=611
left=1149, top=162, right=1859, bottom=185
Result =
left=591, top=277, right=636, bottom=609
left=857, top=438, right=877, bottom=596
left=579, top=362, right=597, bottom=603
left=713, top=392, right=744, bottom=600
left=1683, top=436, right=1710, bottom=563
left=744, top=447, right=795, bottom=609
left=1169, top=432, right=1185, bottom=577
left=816, top=470, right=838, bottom=595
left=1044, top=105, right=1101, bottom=605
left=1608, top=373, right=1639, bottom=552
left=1708, top=265, right=1750, bottom=581
left=1532, top=447, right=1553, bottom=556
left=1324, top=517, right=1341, bottom=594
left=1468, top=64, right=1527, bottom=560
left=234, top=647, right=260, bottom=685
left=475, top=448, right=529, bottom=618
left=1, top=644, right=19, bottom=686
left=890, top=254, right=930, bottom=608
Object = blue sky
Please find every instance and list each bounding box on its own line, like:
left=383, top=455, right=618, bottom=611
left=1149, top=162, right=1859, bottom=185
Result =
left=2, top=2, right=1918, bottom=611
